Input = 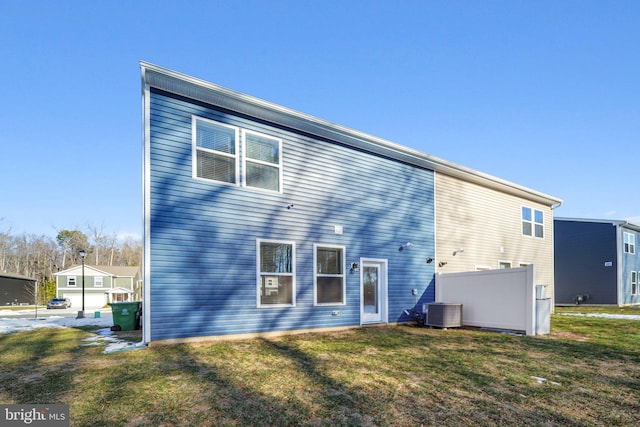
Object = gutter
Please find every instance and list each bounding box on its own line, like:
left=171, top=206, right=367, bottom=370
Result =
left=140, top=61, right=562, bottom=207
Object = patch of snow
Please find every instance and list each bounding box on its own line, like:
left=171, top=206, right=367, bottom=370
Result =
left=531, top=376, right=561, bottom=386
left=104, top=341, right=146, bottom=354
left=0, top=312, right=145, bottom=353
left=0, top=314, right=112, bottom=334
left=559, top=313, right=640, bottom=321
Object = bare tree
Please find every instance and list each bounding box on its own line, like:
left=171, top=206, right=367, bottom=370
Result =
left=120, top=238, right=142, bottom=266
left=1, top=227, right=140, bottom=280
left=104, top=233, right=119, bottom=266
left=87, top=223, right=106, bottom=265
left=56, top=229, right=89, bottom=268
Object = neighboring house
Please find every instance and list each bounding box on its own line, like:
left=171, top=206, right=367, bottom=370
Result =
left=54, top=265, right=141, bottom=308
left=141, top=62, right=562, bottom=345
left=554, top=218, right=640, bottom=306
left=435, top=173, right=562, bottom=305
left=0, top=273, right=35, bottom=306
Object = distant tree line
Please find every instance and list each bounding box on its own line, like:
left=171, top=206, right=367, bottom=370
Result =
left=0, top=224, right=142, bottom=299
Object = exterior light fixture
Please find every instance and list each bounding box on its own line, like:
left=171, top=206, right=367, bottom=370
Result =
left=399, top=242, right=414, bottom=252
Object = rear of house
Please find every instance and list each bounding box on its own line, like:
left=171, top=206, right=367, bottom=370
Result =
left=554, top=218, right=640, bottom=306
left=435, top=173, right=560, bottom=305
left=141, top=62, right=562, bottom=344
left=142, top=63, right=436, bottom=344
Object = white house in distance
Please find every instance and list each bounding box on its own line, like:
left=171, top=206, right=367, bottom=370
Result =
left=54, top=265, right=141, bottom=308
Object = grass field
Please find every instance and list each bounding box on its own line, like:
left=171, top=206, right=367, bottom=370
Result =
left=0, top=306, right=638, bottom=426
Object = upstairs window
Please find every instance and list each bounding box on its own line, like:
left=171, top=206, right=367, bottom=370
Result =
left=522, top=207, right=544, bottom=238
left=94, top=276, right=103, bottom=287
left=314, top=245, right=346, bottom=305
left=67, top=276, right=77, bottom=287
left=624, top=232, right=636, bottom=254
left=243, top=130, right=282, bottom=192
left=257, top=240, right=295, bottom=307
left=193, top=117, right=238, bottom=184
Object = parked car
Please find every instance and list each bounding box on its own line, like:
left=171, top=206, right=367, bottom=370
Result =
left=46, top=298, right=72, bottom=309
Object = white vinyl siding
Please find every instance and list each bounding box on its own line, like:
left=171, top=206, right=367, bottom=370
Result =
left=435, top=172, right=555, bottom=304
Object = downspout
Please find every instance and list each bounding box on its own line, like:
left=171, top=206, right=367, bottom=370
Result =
left=141, top=64, right=151, bottom=346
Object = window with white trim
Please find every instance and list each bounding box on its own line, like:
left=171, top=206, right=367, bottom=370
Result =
left=522, top=207, right=544, bottom=238
left=631, top=271, right=638, bottom=295
left=193, top=117, right=239, bottom=184
left=94, top=276, right=103, bottom=287
left=499, top=261, right=512, bottom=269
left=314, top=244, right=346, bottom=305
left=243, top=130, right=282, bottom=192
left=624, top=232, right=636, bottom=254
left=67, top=276, right=77, bottom=287
left=257, top=240, right=295, bottom=307
left=192, top=116, right=284, bottom=192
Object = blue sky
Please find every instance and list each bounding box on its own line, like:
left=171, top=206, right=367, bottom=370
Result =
left=1, top=1, right=638, bottom=240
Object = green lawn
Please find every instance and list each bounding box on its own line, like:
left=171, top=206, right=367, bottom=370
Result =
left=0, top=307, right=639, bottom=426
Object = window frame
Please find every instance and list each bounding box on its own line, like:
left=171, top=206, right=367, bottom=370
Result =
left=313, top=244, right=347, bottom=306
left=256, top=239, right=296, bottom=308
left=192, top=116, right=240, bottom=185
left=498, top=261, right=512, bottom=269
left=521, top=206, right=544, bottom=238
left=631, top=271, right=638, bottom=295
left=94, top=276, right=103, bottom=287
left=242, top=129, right=283, bottom=193
left=67, top=276, right=77, bottom=287
left=623, top=232, right=636, bottom=254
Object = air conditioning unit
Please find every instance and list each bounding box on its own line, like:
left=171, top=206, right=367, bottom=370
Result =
left=424, top=303, right=463, bottom=328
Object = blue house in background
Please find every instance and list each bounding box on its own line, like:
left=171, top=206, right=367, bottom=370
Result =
left=554, top=217, right=640, bottom=306
left=141, top=62, right=560, bottom=345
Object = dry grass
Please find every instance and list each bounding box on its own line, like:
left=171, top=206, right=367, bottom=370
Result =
left=0, top=306, right=639, bottom=426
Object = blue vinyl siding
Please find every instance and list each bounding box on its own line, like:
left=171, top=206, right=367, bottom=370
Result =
left=149, top=89, right=435, bottom=341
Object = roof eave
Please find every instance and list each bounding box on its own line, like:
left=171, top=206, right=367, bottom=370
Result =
left=140, top=61, right=563, bottom=207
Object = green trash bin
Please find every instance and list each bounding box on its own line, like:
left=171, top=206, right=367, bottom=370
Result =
left=109, top=302, right=141, bottom=331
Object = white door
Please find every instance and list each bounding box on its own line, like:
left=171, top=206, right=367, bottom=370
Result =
left=360, top=259, right=388, bottom=324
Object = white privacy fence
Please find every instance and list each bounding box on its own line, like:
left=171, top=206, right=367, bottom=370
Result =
left=434, top=265, right=547, bottom=336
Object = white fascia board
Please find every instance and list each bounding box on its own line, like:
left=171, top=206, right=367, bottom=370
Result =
left=139, top=61, right=563, bottom=208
